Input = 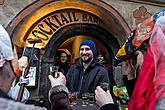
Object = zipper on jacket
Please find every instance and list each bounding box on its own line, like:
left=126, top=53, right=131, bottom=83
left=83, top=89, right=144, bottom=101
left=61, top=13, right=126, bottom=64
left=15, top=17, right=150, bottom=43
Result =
left=78, top=73, right=84, bottom=98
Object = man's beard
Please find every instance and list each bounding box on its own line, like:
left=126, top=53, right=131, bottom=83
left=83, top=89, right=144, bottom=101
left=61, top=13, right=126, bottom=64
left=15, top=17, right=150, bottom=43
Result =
left=81, top=56, right=93, bottom=63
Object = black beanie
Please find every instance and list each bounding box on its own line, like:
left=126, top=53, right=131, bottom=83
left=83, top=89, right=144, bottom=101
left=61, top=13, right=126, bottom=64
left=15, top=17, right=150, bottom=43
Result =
left=80, top=40, right=96, bottom=57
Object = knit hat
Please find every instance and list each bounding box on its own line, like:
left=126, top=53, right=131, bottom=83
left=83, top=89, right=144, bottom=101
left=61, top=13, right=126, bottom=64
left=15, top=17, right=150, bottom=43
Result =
left=80, top=40, right=96, bottom=57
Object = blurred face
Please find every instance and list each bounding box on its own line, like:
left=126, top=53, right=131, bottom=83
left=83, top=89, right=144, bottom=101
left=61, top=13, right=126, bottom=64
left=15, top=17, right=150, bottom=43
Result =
left=0, top=61, right=15, bottom=93
left=97, top=54, right=104, bottom=61
left=80, top=45, right=93, bottom=63
left=60, top=52, right=68, bottom=63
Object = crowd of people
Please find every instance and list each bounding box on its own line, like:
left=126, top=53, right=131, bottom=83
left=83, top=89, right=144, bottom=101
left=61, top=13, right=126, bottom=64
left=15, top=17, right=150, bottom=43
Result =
left=0, top=9, right=164, bottom=110
left=0, top=23, right=118, bottom=110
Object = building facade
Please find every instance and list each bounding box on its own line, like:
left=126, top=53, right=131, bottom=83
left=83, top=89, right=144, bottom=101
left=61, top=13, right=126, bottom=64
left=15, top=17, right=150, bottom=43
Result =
left=0, top=0, right=164, bottom=107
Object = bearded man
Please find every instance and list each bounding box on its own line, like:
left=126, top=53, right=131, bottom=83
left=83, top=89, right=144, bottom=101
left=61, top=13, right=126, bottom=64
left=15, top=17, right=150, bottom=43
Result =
left=66, top=40, right=109, bottom=97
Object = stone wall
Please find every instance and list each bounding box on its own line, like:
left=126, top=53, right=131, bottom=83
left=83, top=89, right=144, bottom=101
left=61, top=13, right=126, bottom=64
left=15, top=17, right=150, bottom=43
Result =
left=0, top=0, right=163, bottom=28
left=0, top=0, right=35, bottom=27
left=104, top=0, right=163, bottom=29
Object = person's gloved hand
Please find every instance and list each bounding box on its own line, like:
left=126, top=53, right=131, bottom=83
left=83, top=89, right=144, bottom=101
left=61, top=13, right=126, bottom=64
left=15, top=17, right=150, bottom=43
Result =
left=95, top=86, right=114, bottom=107
left=48, top=72, right=66, bottom=88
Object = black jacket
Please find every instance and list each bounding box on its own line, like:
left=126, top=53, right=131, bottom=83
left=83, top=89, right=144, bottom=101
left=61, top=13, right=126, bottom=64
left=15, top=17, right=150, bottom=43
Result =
left=66, top=58, right=109, bottom=97
left=55, top=62, right=70, bottom=76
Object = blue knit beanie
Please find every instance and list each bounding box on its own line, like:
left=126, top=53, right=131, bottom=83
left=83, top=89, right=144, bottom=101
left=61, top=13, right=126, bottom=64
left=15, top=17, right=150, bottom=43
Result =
left=80, top=40, right=96, bottom=57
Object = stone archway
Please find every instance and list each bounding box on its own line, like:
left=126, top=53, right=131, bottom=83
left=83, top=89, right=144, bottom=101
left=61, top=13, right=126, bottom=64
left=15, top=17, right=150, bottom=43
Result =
left=7, top=0, right=130, bottom=48
left=43, top=23, right=119, bottom=62
left=39, top=23, right=120, bottom=101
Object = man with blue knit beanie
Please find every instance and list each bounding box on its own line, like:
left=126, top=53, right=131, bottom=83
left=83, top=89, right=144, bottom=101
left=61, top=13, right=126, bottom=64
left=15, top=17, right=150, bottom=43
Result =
left=66, top=40, right=109, bottom=97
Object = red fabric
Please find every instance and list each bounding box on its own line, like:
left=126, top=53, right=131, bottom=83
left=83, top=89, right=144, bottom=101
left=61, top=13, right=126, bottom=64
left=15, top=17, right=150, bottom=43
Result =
left=128, top=47, right=157, bottom=110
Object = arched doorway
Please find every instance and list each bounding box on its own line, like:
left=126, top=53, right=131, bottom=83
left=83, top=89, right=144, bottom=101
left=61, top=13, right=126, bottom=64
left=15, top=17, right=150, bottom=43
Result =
left=43, top=23, right=119, bottom=62
left=7, top=0, right=130, bottom=48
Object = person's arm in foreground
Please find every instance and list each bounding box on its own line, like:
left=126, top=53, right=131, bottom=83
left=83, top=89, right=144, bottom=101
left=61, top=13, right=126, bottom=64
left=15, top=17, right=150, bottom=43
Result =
left=95, top=86, right=119, bottom=110
left=48, top=72, right=72, bottom=110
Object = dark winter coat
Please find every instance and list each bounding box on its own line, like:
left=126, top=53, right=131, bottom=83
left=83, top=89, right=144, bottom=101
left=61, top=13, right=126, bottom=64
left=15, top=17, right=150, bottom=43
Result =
left=66, top=58, right=109, bottom=97
left=55, top=62, right=70, bottom=76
